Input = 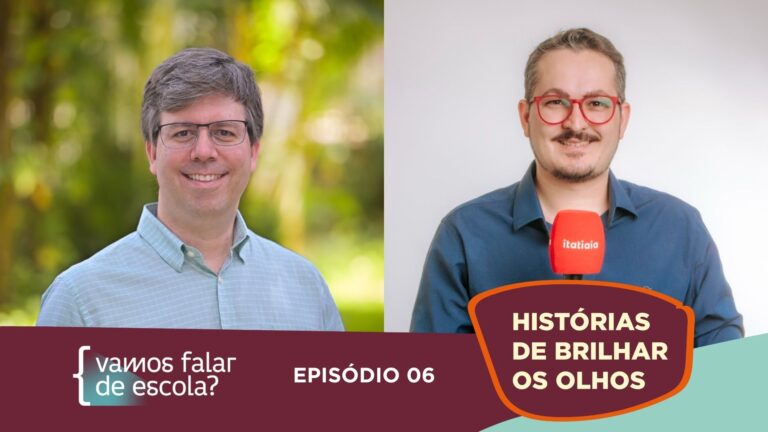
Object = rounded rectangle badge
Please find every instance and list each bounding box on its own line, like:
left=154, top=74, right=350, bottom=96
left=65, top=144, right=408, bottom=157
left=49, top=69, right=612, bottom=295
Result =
left=469, top=280, right=694, bottom=421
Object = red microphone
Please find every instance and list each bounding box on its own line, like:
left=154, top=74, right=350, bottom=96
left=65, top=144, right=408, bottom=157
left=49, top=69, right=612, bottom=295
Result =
left=549, top=210, right=605, bottom=280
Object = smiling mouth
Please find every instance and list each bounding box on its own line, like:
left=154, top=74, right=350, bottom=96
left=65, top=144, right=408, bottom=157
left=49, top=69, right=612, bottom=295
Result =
left=556, top=138, right=592, bottom=148
left=184, top=173, right=226, bottom=182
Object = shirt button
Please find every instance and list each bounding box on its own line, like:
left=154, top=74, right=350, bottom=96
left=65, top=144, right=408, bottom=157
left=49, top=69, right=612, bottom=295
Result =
left=218, top=276, right=223, bottom=283
left=186, top=251, right=195, bottom=258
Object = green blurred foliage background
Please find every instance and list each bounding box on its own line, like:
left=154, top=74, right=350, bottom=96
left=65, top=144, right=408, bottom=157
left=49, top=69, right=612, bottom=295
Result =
left=0, top=0, right=383, bottom=330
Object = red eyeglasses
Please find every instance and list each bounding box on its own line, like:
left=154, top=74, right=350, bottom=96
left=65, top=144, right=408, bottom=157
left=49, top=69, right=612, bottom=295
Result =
left=531, top=95, right=621, bottom=125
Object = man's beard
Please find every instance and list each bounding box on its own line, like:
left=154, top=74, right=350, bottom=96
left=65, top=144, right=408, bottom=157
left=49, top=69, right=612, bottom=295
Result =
left=550, top=165, right=598, bottom=183
left=535, top=129, right=608, bottom=183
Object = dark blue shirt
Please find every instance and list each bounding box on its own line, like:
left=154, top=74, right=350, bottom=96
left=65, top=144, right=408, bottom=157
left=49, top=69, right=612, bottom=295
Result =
left=411, top=163, right=743, bottom=347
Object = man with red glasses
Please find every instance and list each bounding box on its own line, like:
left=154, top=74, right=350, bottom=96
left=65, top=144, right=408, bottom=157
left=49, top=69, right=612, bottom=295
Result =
left=411, top=28, right=743, bottom=347
left=37, top=48, right=343, bottom=330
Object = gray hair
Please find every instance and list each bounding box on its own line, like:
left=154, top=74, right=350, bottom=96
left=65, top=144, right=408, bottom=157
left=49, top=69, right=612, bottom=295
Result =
left=141, top=47, right=264, bottom=145
left=524, top=28, right=626, bottom=102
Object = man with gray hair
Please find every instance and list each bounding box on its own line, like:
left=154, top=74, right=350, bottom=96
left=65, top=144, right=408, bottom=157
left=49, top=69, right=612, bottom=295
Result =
left=411, top=28, right=742, bottom=347
left=38, top=48, right=344, bottom=330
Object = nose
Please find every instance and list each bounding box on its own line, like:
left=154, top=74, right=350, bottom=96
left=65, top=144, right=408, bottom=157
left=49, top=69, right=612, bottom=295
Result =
left=190, top=127, right=218, bottom=161
left=562, top=101, right=589, bottom=130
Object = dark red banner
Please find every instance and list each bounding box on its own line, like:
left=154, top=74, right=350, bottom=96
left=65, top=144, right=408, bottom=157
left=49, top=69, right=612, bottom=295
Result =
left=0, top=327, right=514, bottom=430
left=0, top=282, right=694, bottom=429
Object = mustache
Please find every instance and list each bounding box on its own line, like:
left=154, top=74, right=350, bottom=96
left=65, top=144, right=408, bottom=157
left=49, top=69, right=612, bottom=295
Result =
left=553, top=130, right=600, bottom=143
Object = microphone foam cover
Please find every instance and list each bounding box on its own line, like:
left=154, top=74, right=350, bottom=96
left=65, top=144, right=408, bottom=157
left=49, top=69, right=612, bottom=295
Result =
left=549, top=210, right=605, bottom=275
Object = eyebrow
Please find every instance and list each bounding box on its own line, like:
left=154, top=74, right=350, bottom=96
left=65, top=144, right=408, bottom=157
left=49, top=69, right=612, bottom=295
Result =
left=539, top=88, right=613, bottom=98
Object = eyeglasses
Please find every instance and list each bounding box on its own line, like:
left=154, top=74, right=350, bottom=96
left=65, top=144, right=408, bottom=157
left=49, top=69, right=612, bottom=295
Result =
left=530, top=95, right=621, bottom=125
left=156, top=120, right=249, bottom=149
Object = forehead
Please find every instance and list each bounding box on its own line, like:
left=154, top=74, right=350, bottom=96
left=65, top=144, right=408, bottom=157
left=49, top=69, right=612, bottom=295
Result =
left=160, top=93, right=245, bottom=123
left=534, top=49, right=617, bottom=96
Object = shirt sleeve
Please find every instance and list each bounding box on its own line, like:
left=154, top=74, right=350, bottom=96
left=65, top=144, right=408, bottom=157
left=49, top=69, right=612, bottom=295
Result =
left=324, top=301, right=345, bottom=331
left=315, top=269, right=345, bottom=331
left=411, top=218, right=473, bottom=333
left=690, top=234, right=744, bottom=347
left=37, top=276, right=87, bottom=327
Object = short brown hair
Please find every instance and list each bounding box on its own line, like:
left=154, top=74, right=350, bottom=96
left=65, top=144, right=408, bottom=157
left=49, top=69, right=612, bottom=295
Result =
left=524, top=28, right=626, bottom=102
left=141, top=48, right=264, bottom=145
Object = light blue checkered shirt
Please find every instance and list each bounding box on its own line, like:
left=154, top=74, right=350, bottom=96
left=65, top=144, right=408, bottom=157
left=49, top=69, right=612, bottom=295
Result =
left=37, top=203, right=344, bottom=330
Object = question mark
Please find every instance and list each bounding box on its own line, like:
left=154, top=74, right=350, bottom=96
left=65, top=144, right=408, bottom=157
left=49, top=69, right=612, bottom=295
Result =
left=208, top=375, right=219, bottom=395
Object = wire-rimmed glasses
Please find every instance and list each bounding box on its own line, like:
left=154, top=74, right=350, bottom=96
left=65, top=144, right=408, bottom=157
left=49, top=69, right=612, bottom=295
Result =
left=156, top=120, right=249, bottom=149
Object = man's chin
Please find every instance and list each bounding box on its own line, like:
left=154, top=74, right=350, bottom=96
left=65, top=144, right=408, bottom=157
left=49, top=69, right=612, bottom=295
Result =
left=550, top=167, right=599, bottom=183
left=179, top=199, right=229, bottom=218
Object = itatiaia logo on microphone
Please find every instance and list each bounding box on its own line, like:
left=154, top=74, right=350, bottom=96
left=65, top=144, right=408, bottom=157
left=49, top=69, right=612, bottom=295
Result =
left=562, top=239, right=600, bottom=250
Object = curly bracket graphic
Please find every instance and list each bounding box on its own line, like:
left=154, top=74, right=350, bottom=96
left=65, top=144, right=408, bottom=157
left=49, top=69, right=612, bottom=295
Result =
left=73, top=345, right=91, bottom=407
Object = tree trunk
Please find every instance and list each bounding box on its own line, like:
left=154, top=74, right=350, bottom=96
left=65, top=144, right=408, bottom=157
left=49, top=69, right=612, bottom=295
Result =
left=0, top=0, right=15, bottom=304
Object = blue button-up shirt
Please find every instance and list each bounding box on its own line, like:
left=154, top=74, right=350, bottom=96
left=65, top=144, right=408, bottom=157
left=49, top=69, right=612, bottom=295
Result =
left=411, top=163, right=743, bottom=347
left=38, top=204, right=344, bottom=330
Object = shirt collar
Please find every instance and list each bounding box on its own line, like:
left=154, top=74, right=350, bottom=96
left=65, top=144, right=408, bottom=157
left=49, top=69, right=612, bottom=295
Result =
left=137, top=203, right=252, bottom=271
left=606, top=170, right=638, bottom=225
left=512, top=162, right=546, bottom=231
left=511, top=162, right=639, bottom=231
left=232, top=211, right=251, bottom=262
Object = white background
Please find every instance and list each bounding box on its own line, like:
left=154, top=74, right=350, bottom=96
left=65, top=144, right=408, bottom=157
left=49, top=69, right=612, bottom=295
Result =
left=384, top=0, right=768, bottom=334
